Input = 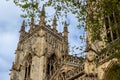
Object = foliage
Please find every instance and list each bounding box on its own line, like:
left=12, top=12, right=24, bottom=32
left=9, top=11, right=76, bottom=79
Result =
left=7, top=0, right=120, bottom=39
left=13, top=0, right=40, bottom=23
left=80, top=0, right=120, bottom=42
left=45, top=0, right=86, bottom=28
left=11, top=0, right=86, bottom=29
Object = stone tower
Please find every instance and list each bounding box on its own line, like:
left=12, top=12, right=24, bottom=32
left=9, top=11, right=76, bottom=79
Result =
left=10, top=5, right=68, bottom=80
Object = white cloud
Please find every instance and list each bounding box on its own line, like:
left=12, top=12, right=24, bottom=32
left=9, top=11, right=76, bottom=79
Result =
left=0, top=57, right=11, bottom=80
left=0, top=32, right=18, bottom=57
left=0, top=0, right=21, bottom=80
left=0, top=23, right=19, bottom=80
left=0, top=57, right=9, bottom=71
left=0, top=72, right=10, bottom=80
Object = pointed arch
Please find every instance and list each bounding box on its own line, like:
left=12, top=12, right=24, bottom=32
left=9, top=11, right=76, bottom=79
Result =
left=103, top=59, right=120, bottom=80
left=46, top=53, right=57, bottom=77
left=23, top=53, right=33, bottom=80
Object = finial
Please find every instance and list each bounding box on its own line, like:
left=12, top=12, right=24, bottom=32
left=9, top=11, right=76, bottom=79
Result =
left=31, top=17, right=34, bottom=26
left=29, top=17, right=35, bottom=33
left=64, top=21, right=68, bottom=28
left=52, top=15, right=57, bottom=29
left=39, top=5, right=46, bottom=26
left=22, top=20, right=25, bottom=27
left=19, top=20, right=26, bottom=41
left=20, top=20, right=25, bottom=32
left=64, top=21, right=69, bottom=32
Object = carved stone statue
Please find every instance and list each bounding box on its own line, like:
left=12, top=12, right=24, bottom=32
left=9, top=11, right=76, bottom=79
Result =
left=84, top=50, right=97, bottom=75
left=86, top=50, right=96, bottom=62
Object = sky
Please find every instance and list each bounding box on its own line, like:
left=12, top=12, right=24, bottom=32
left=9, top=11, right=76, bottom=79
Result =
left=0, top=0, right=84, bottom=80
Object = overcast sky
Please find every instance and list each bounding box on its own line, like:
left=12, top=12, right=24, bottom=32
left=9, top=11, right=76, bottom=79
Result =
left=0, top=0, right=84, bottom=80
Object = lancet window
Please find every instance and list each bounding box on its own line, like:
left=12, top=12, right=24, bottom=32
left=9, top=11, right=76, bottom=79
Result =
left=24, top=54, right=32, bottom=80
left=47, top=54, right=57, bottom=76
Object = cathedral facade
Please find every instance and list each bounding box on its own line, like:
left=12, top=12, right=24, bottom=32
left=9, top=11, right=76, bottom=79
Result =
left=10, top=1, right=120, bottom=80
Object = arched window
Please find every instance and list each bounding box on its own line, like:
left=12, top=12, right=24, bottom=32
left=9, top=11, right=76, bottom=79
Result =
left=105, top=13, right=120, bottom=42
left=47, top=54, right=57, bottom=76
left=24, top=54, right=32, bottom=80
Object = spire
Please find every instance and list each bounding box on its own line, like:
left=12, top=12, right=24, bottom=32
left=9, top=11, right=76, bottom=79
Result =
left=41, top=4, right=45, bottom=17
left=63, top=21, right=69, bottom=41
left=20, top=20, right=25, bottom=32
left=19, top=20, right=26, bottom=41
left=39, top=5, right=46, bottom=26
left=52, top=15, right=57, bottom=30
left=63, top=21, right=69, bottom=55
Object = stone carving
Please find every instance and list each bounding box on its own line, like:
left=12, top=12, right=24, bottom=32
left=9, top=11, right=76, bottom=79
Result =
left=91, top=40, right=105, bottom=52
left=86, top=50, right=96, bottom=62
left=84, top=50, right=97, bottom=75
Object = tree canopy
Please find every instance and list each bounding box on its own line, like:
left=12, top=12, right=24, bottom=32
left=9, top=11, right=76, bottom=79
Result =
left=10, top=0, right=120, bottom=41
left=10, top=0, right=86, bottom=27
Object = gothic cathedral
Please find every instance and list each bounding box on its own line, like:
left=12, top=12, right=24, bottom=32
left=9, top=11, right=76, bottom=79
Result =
left=10, top=0, right=120, bottom=80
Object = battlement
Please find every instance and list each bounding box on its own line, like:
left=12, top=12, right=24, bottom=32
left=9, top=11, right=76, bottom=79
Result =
left=19, top=24, right=67, bottom=43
